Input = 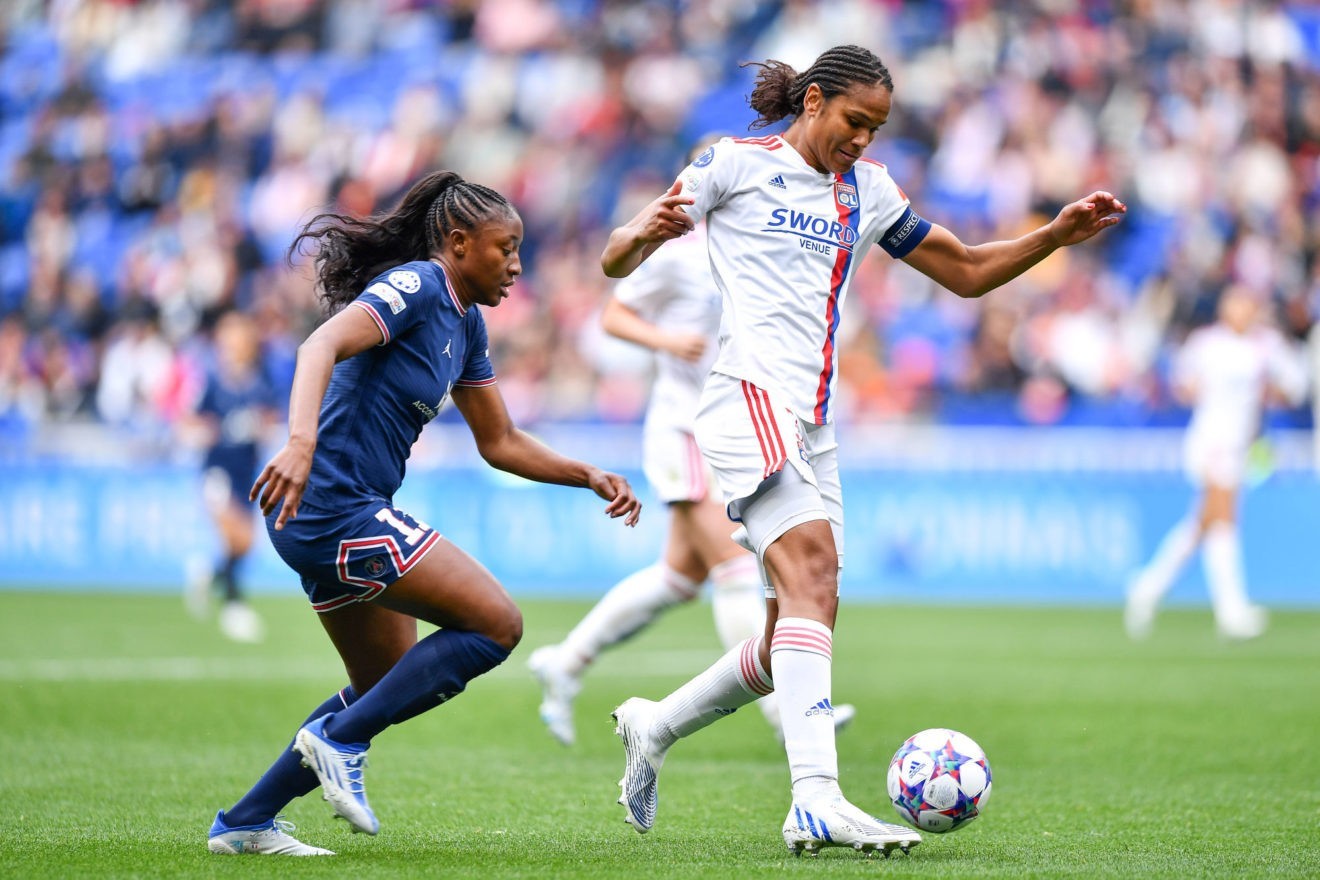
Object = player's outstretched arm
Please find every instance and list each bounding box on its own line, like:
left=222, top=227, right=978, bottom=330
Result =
left=903, top=191, right=1126, bottom=299
left=452, top=384, right=642, bottom=526
left=601, top=180, right=696, bottom=278
left=252, top=306, right=383, bottom=529
left=601, top=298, right=707, bottom=362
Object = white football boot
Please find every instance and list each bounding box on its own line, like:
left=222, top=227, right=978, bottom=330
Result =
left=782, top=794, right=921, bottom=857
left=219, top=602, right=264, bottom=644
left=294, top=715, right=379, bottom=835
left=1124, top=585, right=1156, bottom=640
left=527, top=644, right=581, bottom=746
left=1218, top=604, right=1268, bottom=640
left=612, top=697, right=669, bottom=833
left=206, top=811, right=334, bottom=856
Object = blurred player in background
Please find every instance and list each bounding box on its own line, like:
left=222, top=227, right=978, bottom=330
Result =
left=183, top=310, right=277, bottom=643
left=602, top=44, right=1125, bottom=856
left=1125, top=284, right=1308, bottom=641
left=527, top=157, right=854, bottom=745
left=206, top=171, right=641, bottom=857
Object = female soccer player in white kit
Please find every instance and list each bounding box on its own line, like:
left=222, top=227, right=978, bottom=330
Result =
left=528, top=216, right=853, bottom=746
left=1125, top=285, right=1308, bottom=640
left=601, top=44, right=1126, bottom=856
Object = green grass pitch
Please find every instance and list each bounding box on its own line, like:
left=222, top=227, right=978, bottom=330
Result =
left=2, top=591, right=1318, bottom=879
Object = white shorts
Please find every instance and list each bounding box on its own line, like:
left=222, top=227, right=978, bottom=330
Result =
left=1183, top=437, right=1246, bottom=489
left=642, top=421, right=712, bottom=504
left=694, top=372, right=843, bottom=597
left=203, top=467, right=237, bottom=515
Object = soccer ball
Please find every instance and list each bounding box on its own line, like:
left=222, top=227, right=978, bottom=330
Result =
left=887, top=728, right=992, bottom=833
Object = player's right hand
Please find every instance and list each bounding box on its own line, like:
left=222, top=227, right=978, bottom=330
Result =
left=251, top=440, right=314, bottom=530
left=636, top=179, right=695, bottom=244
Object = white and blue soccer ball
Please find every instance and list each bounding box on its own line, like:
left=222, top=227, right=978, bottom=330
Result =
left=887, top=728, right=992, bottom=833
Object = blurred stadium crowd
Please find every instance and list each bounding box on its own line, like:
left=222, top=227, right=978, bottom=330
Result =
left=2, top=0, right=1319, bottom=460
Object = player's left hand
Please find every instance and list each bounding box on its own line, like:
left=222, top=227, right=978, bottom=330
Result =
left=587, top=469, right=642, bottom=527
left=251, top=439, right=314, bottom=530
left=663, top=330, right=708, bottom=362
left=1049, top=191, right=1126, bottom=246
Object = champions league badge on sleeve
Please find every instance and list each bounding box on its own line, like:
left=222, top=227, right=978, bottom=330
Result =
left=387, top=270, right=422, bottom=294
left=692, top=146, right=715, bottom=167
left=367, top=281, right=406, bottom=314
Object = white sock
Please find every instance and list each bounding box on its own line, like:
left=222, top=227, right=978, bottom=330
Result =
left=1129, top=518, right=1198, bottom=611
left=771, top=617, right=838, bottom=789
left=653, top=635, right=773, bottom=748
left=709, top=555, right=765, bottom=648
left=1203, top=523, right=1252, bottom=622
left=708, top=555, right=786, bottom=731
left=559, top=563, right=698, bottom=676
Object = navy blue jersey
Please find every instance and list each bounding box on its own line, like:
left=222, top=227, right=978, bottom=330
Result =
left=301, top=260, right=495, bottom=508
left=197, top=363, right=277, bottom=478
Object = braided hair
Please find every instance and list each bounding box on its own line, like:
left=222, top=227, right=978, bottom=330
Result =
left=290, top=170, right=516, bottom=314
left=745, top=45, right=893, bottom=131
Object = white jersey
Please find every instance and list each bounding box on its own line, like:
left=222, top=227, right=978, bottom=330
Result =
left=677, top=135, right=927, bottom=424
left=1177, top=323, right=1308, bottom=457
left=613, top=223, right=720, bottom=433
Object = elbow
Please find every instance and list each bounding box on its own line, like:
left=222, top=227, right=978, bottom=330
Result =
left=600, top=237, right=624, bottom=277
left=476, top=443, right=502, bottom=470
left=956, top=270, right=1010, bottom=299
left=935, top=268, right=994, bottom=299
left=475, top=435, right=515, bottom=472
left=599, top=303, right=622, bottom=337
left=949, top=281, right=991, bottom=300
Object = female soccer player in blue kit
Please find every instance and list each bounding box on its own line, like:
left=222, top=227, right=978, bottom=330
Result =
left=184, top=310, right=278, bottom=643
left=206, top=171, right=641, bottom=856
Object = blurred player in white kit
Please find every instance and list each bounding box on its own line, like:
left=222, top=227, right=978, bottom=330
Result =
left=1126, top=284, right=1309, bottom=640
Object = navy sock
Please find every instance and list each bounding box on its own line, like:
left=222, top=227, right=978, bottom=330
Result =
left=323, top=629, right=510, bottom=745
left=222, top=685, right=358, bottom=827
left=217, top=555, right=241, bottom=603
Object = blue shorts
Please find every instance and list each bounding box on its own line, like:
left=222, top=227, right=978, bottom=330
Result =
left=266, top=499, right=441, bottom=613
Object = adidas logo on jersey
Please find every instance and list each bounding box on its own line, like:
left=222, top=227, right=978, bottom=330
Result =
left=768, top=174, right=787, bottom=190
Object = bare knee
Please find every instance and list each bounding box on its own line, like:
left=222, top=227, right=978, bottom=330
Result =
left=787, top=585, right=838, bottom=622
left=765, top=545, right=838, bottom=623
left=483, top=601, right=523, bottom=651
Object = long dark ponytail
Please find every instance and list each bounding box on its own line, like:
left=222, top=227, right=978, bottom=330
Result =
left=744, top=45, right=893, bottom=131
left=290, top=170, right=515, bottom=314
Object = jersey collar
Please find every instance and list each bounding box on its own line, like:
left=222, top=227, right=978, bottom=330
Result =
left=776, top=137, right=836, bottom=183
left=429, top=260, right=468, bottom=315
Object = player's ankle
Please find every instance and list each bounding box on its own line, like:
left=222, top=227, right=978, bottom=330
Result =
left=792, top=774, right=840, bottom=802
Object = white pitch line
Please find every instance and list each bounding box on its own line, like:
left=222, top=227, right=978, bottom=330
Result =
left=0, top=650, right=718, bottom=683
left=0, top=657, right=332, bottom=682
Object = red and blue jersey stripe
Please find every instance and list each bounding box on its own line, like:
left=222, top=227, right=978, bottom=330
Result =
left=814, top=169, right=859, bottom=424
